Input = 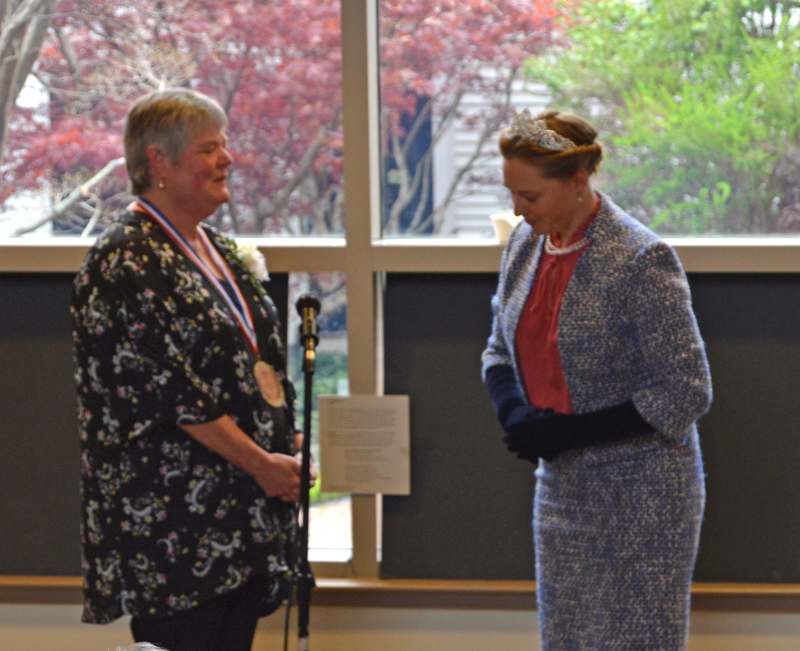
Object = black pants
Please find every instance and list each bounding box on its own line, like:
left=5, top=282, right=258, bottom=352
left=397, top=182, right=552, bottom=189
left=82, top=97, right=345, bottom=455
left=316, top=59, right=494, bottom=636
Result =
left=130, top=576, right=274, bottom=651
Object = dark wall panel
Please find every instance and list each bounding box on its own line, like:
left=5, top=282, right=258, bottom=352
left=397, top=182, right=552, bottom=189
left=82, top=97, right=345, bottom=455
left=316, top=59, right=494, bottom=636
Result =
left=0, top=272, right=289, bottom=576
left=2, top=270, right=800, bottom=582
left=381, top=274, right=536, bottom=580
left=690, top=274, right=800, bottom=582
left=382, top=273, right=800, bottom=583
left=0, top=273, right=81, bottom=575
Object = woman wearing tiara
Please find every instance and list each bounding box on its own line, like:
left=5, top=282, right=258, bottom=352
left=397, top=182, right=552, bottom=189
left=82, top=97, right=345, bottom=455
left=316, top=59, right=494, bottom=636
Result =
left=72, top=88, right=313, bottom=651
left=482, top=109, right=711, bottom=650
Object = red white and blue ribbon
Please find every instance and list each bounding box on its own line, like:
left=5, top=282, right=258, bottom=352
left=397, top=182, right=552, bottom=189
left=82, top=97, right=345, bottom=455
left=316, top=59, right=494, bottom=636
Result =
left=135, top=198, right=259, bottom=355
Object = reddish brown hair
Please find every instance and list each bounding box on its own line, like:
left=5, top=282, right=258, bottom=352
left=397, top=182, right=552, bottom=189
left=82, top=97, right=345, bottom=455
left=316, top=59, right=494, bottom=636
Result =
left=499, top=109, right=603, bottom=179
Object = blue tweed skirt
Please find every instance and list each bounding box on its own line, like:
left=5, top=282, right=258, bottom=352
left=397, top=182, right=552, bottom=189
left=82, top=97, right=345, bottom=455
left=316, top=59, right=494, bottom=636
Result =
left=534, top=431, right=705, bottom=651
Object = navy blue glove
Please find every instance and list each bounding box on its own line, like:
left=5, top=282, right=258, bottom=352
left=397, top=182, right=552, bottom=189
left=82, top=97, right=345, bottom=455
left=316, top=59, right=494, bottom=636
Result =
left=484, top=365, right=526, bottom=428
left=503, top=401, right=655, bottom=463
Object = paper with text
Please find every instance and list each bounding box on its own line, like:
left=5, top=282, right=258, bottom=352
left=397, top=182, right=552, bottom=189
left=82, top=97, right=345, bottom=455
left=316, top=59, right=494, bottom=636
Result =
left=318, top=395, right=410, bottom=495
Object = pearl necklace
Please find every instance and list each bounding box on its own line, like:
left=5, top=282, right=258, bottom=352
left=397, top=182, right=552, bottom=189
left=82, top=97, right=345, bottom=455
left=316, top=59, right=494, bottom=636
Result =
left=544, top=234, right=590, bottom=256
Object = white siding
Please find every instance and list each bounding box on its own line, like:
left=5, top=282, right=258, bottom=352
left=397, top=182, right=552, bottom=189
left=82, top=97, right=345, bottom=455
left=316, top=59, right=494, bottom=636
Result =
left=432, top=80, right=550, bottom=236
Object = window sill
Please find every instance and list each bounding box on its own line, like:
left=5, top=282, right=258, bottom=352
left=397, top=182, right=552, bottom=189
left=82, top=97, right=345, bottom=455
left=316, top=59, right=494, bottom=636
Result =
left=0, top=237, right=348, bottom=273
left=2, top=576, right=800, bottom=612
left=370, top=236, right=800, bottom=273
left=4, top=235, right=800, bottom=273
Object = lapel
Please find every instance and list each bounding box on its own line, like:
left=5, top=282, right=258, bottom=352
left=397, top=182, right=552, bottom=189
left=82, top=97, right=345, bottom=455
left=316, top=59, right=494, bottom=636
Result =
left=502, top=225, right=542, bottom=372
left=559, top=191, right=618, bottom=324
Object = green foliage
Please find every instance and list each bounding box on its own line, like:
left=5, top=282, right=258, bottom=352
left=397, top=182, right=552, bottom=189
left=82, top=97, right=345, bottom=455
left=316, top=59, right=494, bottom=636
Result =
left=308, top=468, right=345, bottom=505
left=528, top=0, right=800, bottom=234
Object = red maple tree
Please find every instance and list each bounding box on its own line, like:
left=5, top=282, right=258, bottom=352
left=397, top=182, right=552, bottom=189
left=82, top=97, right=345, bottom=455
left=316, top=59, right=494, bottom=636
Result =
left=1, top=0, right=568, bottom=236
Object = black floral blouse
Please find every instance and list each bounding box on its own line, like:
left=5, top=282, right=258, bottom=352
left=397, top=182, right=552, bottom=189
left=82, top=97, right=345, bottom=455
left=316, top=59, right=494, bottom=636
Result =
left=71, top=210, right=298, bottom=624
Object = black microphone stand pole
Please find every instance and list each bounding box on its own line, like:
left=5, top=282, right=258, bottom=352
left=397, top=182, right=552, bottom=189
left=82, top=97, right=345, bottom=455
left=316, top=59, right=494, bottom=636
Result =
left=296, top=294, right=320, bottom=651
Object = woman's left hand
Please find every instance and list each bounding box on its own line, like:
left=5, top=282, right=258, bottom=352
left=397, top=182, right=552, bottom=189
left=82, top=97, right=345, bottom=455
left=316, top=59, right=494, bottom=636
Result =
left=503, top=402, right=655, bottom=463
left=180, top=416, right=316, bottom=502
left=290, top=432, right=318, bottom=494
left=503, top=407, right=563, bottom=462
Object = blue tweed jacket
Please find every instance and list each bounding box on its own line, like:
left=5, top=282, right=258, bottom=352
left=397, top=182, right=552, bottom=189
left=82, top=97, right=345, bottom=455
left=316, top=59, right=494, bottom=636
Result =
left=482, top=192, right=712, bottom=443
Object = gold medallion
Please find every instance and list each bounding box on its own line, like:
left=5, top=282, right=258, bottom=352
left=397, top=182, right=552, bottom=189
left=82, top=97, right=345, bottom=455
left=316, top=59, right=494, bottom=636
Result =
left=253, top=360, right=285, bottom=408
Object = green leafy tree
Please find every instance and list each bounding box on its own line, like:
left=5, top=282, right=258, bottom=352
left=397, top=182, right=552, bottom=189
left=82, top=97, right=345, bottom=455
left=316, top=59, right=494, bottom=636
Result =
left=529, top=0, right=800, bottom=234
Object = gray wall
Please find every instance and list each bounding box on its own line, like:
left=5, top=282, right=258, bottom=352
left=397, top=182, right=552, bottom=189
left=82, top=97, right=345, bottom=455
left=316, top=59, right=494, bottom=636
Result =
left=2, top=272, right=800, bottom=581
left=382, top=273, right=800, bottom=582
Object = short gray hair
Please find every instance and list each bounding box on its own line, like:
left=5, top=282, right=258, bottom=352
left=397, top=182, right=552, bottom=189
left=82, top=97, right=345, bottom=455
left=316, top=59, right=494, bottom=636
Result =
left=116, top=644, right=168, bottom=651
left=124, top=87, right=228, bottom=196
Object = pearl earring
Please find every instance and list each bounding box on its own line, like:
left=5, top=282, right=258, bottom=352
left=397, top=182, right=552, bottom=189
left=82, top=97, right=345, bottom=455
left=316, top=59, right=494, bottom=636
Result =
left=158, top=180, right=165, bottom=189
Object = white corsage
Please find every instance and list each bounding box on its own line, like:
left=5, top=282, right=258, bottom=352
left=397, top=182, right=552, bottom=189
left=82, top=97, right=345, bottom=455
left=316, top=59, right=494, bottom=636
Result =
left=237, top=243, right=269, bottom=282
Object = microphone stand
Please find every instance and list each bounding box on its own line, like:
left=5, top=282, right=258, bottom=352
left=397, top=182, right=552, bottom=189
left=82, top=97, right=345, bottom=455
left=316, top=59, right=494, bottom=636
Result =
left=296, top=294, right=320, bottom=651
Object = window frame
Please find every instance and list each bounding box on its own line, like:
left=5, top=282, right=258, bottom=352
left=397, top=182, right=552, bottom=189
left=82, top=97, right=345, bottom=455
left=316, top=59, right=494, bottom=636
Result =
left=3, top=0, right=800, bottom=581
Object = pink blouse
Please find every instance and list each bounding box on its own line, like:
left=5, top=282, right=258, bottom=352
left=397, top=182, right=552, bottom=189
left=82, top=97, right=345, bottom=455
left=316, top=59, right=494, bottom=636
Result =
left=515, top=196, right=600, bottom=414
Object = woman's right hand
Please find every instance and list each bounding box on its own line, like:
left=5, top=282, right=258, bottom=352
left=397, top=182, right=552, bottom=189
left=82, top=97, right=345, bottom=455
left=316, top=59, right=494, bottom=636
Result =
left=256, top=452, right=303, bottom=502
left=180, top=415, right=307, bottom=503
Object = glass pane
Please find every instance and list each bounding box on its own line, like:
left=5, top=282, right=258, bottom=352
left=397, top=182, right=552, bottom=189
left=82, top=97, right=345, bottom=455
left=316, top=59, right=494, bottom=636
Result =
left=530, top=0, right=800, bottom=236
left=1, top=1, right=343, bottom=238
left=378, top=0, right=568, bottom=237
left=287, top=271, right=352, bottom=562
left=378, top=0, right=800, bottom=237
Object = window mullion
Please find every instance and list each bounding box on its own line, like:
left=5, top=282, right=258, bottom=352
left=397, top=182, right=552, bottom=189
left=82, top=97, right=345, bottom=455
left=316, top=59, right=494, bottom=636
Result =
left=340, top=0, right=381, bottom=577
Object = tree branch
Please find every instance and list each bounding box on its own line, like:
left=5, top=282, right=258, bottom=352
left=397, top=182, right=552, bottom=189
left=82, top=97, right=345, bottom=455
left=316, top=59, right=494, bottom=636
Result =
left=431, top=72, right=518, bottom=231
left=406, top=149, right=433, bottom=233
left=384, top=85, right=465, bottom=235
left=12, top=157, right=125, bottom=236
left=0, top=0, right=11, bottom=28
left=254, top=124, right=333, bottom=231
left=80, top=194, right=103, bottom=237
left=0, top=0, right=49, bottom=169
left=53, top=22, right=80, bottom=79
left=11, top=0, right=56, bottom=101
left=221, top=46, right=250, bottom=116
left=399, top=94, right=435, bottom=159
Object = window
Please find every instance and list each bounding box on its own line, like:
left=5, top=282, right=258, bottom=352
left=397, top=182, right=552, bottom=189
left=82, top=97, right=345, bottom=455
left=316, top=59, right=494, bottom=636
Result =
left=287, top=272, right=352, bottom=562
left=376, top=0, right=800, bottom=238
left=527, top=0, right=800, bottom=236
left=377, top=0, right=569, bottom=237
left=1, top=0, right=343, bottom=237
left=2, top=0, right=799, bottom=586
left=5, top=1, right=800, bottom=243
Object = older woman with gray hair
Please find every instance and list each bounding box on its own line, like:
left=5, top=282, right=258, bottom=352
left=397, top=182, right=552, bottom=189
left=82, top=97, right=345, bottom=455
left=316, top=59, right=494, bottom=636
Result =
left=72, top=88, right=313, bottom=651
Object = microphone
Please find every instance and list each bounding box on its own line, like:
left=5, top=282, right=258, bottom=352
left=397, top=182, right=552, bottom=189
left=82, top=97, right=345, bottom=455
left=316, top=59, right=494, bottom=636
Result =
left=295, top=294, right=321, bottom=646
left=296, top=294, right=321, bottom=373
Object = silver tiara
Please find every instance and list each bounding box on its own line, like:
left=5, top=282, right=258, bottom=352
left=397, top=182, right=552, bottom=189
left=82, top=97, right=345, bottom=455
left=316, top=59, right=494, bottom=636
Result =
left=507, top=109, right=576, bottom=152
